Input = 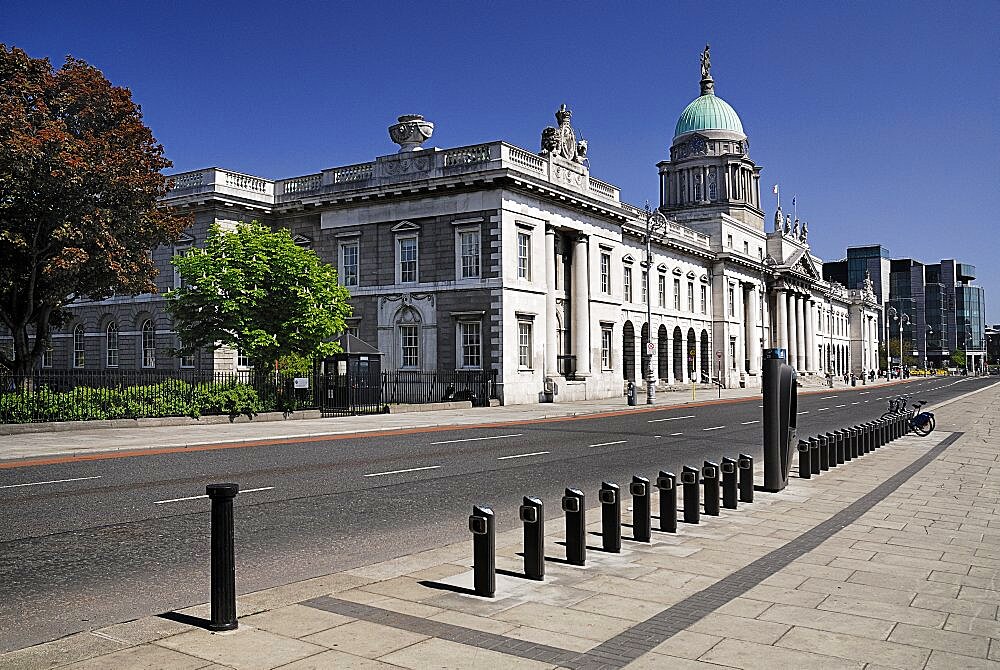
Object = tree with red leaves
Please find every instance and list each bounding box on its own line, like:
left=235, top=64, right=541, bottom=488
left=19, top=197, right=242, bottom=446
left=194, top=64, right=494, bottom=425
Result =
left=0, top=45, right=187, bottom=381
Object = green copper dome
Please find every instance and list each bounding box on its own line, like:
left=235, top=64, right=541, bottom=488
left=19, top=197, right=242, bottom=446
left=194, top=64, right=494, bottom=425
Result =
left=674, top=93, right=744, bottom=139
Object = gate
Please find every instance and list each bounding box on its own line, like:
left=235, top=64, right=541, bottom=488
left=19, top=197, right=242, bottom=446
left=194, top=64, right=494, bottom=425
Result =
left=322, top=361, right=384, bottom=416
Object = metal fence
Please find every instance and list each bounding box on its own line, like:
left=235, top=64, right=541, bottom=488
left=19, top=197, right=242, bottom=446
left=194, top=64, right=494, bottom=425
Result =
left=380, top=370, right=497, bottom=407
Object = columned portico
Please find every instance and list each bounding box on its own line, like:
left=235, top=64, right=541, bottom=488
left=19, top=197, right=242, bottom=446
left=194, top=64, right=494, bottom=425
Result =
left=544, top=226, right=558, bottom=376
left=571, top=234, right=591, bottom=377
left=787, top=292, right=798, bottom=368
left=805, top=298, right=816, bottom=373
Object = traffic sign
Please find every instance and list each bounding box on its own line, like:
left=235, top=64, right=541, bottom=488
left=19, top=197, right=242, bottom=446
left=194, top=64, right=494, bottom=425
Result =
left=646, top=342, right=655, bottom=354
left=716, top=350, right=722, bottom=359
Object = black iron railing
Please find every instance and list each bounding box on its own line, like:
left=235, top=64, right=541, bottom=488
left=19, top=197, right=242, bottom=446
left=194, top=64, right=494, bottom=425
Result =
left=381, top=370, right=497, bottom=407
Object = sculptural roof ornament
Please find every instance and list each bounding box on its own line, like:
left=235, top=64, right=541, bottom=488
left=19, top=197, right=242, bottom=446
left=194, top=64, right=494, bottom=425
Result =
left=389, top=114, right=434, bottom=152
left=863, top=269, right=877, bottom=299
left=540, top=104, right=588, bottom=164
left=700, top=43, right=714, bottom=96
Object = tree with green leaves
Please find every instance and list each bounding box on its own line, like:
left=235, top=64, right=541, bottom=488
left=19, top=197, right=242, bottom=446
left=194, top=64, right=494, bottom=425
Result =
left=167, top=221, right=352, bottom=375
left=0, top=45, right=187, bottom=379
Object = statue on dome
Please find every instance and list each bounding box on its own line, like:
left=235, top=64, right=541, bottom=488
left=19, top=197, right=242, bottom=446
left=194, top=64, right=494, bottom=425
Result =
left=700, top=44, right=711, bottom=80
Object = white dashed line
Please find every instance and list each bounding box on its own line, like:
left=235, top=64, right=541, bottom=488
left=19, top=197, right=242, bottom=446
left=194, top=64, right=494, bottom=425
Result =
left=820, top=395, right=838, bottom=399
left=429, top=434, right=522, bottom=445
left=851, top=402, right=861, bottom=405
left=154, top=486, right=274, bottom=504
left=818, top=408, right=830, bottom=412
left=0, top=475, right=102, bottom=490
left=835, top=404, right=847, bottom=408
left=589, top=440, right=627, bottom=448
left=740, top=420, right=759, bottom=425
left=363, top=466, right=440, bottom=478
left=670, top=432, right=684, bottom=436
left=702, top=426, right=725, bottom=431
left=647, top=415, right=695, bottom=423
left=797, top=411, right=810, bottom=415
left=497, top=451, right=549, bottom=460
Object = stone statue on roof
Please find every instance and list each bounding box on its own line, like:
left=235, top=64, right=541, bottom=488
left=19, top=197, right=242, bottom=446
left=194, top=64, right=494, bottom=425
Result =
left=700, top=44, right=711, bottom=80
left=773, top=205, right=783, bottom=232
left=784, top=215, right=792, bottom=235
left=801, top=221, right=809, bottom=243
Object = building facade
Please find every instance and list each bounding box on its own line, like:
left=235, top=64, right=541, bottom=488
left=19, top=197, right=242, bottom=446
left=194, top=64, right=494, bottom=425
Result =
left=3, top=47, right=884, bottom=402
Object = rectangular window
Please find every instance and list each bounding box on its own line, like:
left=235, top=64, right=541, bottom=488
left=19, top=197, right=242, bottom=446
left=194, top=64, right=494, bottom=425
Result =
left=106, top=325, right=119, bottom=368
left=600, top=253, right=611, bottom=294
left=728, top=285, right=736, bottom=316
left=687, top=281, right=694, bottom=312
left=180, top=352, right=195, bottom=369
left=340, top=242, right=359, bottom=287
left=517, top=232, right=531, bottom=280
left=758, top=246, right=763, bottom=259
left=727, top=234, right=733, bottom=248
left=673, top=278, right=681, bottom=310
left=624, top=267, right=632, bottom=302
left=743, top=240, right=749, bottom=255
left=398, top=237, right=418, bottom=283
left=701, top=285, right=708, bottom=314
left=459, top=230, right=481, bottom=279
left=601, top=326, right=613, bottom=369
left=173, top=243, right=193, bottom=289
left=730, top=338, right=737, bottom=369
left=73, top=327, right=85, bottom=368
left=346, top=326, right=360, bottom=338
left=518, top=321, right=532, bottom=369
left=41, top=346, right=52, bottom=368
left=459, top=321, right=481, bottom=369
left=400, top=324, right=419, bottom=368
left=237, top=349, right=250, bottom=368
left=658, top=275, right=666, bottom=308
left=641, top=271, right=648, bottom=304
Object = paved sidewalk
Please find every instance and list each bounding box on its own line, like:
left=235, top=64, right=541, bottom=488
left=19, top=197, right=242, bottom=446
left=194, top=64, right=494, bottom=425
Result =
left=2, top=380, right=997, bottom=669
left=0, top=376, right=914, bottom=462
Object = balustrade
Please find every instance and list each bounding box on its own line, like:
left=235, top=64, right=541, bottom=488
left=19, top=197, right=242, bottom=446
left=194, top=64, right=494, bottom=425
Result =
left=443, top=144, right=492, bottom=167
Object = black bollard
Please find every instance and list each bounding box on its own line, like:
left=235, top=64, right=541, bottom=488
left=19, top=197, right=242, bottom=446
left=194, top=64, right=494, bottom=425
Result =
left=656, top=471, right=677, bottom=533
left=845, top=427, right=855, bottom=461
left=599, top=482, right=621, bottom=553
left=721, top=457, right=738, bottom=509
left=798, top=440, right=812, bottom=479
left=702, top=461, right=720, bottom=516
left=630, top=475, right=651, bottom=542
left=469, top=505, right=495, bottom=597
left=853, top=426, right=862, bottom=458
left=826, top=433, right=839, bottom=468
left=562, top=488, right=586, bottom=566
left=207, top=483, right=239, bottom=632
left=681, top=466, right=700, bottom=524
left=519, top=497, right=544, bottom=581
left=866, top=423, right=875, bottom=452
left=835, top=430, right=846, bottom=465
left=738, top=454, right=754, bottom=503
left=810, top=437, right=821, bottom=474
left=819, top=434, right=830, bottom=471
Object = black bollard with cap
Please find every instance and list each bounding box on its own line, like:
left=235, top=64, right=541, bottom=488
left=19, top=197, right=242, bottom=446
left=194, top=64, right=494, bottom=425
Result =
left=657, top=471, right=677, bottom=532
left=207, top=483, right=239, bottom=632
left=469, top=505, right=495, bottom=597
left=819, top=434, right=830, bottom=471
left=835, top=430, right=846, bottom=464
left=826, top=433, right=839, bottom=468
left=844, top=427, right=854, bottom=461
left=681, top=466, right=700, bottom=524
left=798, top=440, right=812, bottom=479
left=599, top=482, right=621, bottom=553
left=702, top=461, right=720, bottom=516
left=562, top=488, right=586, bottom=566
left=810, top=437, right=821, bottom=474
left=630, top=475, right=651, bottom=542
left=721, top=457, right=738, bottom=509
left=519, top=497, right=544, bottom=581
left=852, top=426, right=861, bottom=458
left=738, top=454, right=754, bottom=503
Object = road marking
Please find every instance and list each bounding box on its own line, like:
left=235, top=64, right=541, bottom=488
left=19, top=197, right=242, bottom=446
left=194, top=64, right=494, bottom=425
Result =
left=836, top=404, right=847, bottom=408
left=821, top=395, right=838, bottom=399
left=0, top=475, right=102, bottom=490
left=851, top=402, right=861, bottom=405
left=797, top=411, right=810, bottom=415
left=648, top=415, right=695, bottom=423
left=818, top=408, right=830, bottom=412
left=364, top=466, right=441, bottom=478
left=153, top=486, right=274, bottom=505
left=740, top=420, right=759, bottom=425
left=859, top=391, right=871, bottom=395
left=702, top=426, right=725, bottom=431
left=429, top=434, right=522, bottom=445
left=589, top=440, right=627, bottom=448
left=670, top=432, right=684, bottom=436
left=497, top=451, right=549, bottom=460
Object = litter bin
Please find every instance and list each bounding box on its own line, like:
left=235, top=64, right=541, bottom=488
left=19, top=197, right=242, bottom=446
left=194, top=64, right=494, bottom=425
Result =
left=626, top=381, right=637, bottom=406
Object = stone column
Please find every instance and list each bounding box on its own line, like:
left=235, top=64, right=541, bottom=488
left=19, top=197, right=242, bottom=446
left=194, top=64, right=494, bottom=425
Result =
left=786, top=292, right=798, bottom=368
left=775, top=288, right=788, bottom=352
left=805, top=299, right=816, bottom=373
left=795, top=295, right=807, bottom=371
left=572, top=234, right=591, bottom=377
left=545, top=227, right=558, bottom=377
left=746, top=284, right=761, bottom=375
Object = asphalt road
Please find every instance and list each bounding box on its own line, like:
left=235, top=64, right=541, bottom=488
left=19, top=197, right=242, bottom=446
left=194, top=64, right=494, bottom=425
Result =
left=0, top=376, right=991, bottom=652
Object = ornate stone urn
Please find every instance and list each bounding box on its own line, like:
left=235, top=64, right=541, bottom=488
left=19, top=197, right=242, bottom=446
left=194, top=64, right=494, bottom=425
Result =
left=389, top=114, right=434, bottom=152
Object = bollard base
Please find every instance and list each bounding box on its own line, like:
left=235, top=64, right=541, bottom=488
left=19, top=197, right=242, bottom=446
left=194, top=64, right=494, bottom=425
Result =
left=207, top=620, right=239, bottom=632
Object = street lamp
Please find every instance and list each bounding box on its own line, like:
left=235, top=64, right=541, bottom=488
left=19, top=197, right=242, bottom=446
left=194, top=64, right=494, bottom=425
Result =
left=643, top=202, right=669, bottom=404
left=924, top=324, right=933, bottom=372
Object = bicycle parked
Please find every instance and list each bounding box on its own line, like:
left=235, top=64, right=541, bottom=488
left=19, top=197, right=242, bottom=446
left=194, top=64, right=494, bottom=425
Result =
left=881, top=395, right=934, bottom=436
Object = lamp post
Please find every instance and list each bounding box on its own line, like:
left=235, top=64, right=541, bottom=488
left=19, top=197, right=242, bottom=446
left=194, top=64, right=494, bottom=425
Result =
left=643, top=203, right=669, bottom=404
left=924, top=325, right=933, bottom=372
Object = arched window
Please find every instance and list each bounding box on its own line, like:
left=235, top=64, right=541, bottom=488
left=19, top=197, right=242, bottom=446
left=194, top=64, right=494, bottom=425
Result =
left=73, top=325, right=85, bottom=368
left=106, top=322, right=119, bottom=368
left=141, top=320, right=155, bottom=368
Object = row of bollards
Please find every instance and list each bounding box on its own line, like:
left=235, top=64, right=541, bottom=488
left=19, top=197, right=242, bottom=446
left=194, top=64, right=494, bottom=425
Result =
left=467, top=453, right=755, bottom=598
left=796, top=411, right=911, bottom=480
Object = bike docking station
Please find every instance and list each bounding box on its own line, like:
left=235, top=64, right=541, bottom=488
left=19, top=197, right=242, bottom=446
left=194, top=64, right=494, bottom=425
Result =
left=469, top=505, right=495, bottom=597
left=738, top=454, right=754, bottom=503
left=681, top=465, right=700, bottom=524
left=630, top=475, right=652, bottom=542
left=562, top=488, right=586, bottom=566
left=656, top=471, right=677, bottom=533
left=761, top=348, right=797, bottom=492
left=702, top=461, right=721, bottom=516
left=599, top=482, right=622, bottom=553
left=721, top=457, right=738, bottom=510
left=519, top=497, right=544, bottom=581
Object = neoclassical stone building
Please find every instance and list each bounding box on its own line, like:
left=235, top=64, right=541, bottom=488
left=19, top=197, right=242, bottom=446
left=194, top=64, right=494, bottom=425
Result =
left=5, top=47, right=882, bottom=404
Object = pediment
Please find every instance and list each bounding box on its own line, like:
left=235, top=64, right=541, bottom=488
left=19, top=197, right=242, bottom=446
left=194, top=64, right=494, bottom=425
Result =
left=672, top=267, right=683, bottom=276
left=622, top=254, right=635, bottom=264
left=656, top=263, right=668, bottom=272
left=391, top=220, right=420, bottom=233
left=686, top=270, right=697, bottom=279
left=175, top=232, right=194, bottom=245
left=292, top=234, right=312, bottom=247
left=699, top=274, right=710, bottom=283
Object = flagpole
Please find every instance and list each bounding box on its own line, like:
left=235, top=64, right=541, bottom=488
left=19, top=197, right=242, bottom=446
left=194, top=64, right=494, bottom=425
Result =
left=793, top=195, right=797, bottom=220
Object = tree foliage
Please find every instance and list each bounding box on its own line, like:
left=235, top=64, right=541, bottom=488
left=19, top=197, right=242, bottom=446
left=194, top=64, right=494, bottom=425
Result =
left=167, top=221, right=352, bottom=372
left=0, top=45, right=187, bottom=376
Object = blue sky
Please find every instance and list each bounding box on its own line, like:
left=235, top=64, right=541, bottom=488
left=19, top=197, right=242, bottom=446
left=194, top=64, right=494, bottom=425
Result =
left=6, top=0, right=999, bottom=320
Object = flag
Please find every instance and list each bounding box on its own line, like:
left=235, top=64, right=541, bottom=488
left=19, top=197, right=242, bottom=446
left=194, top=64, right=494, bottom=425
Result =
left=792, top=196, right=796, bottom=207
left=772, top=184, right=779, bottom=195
